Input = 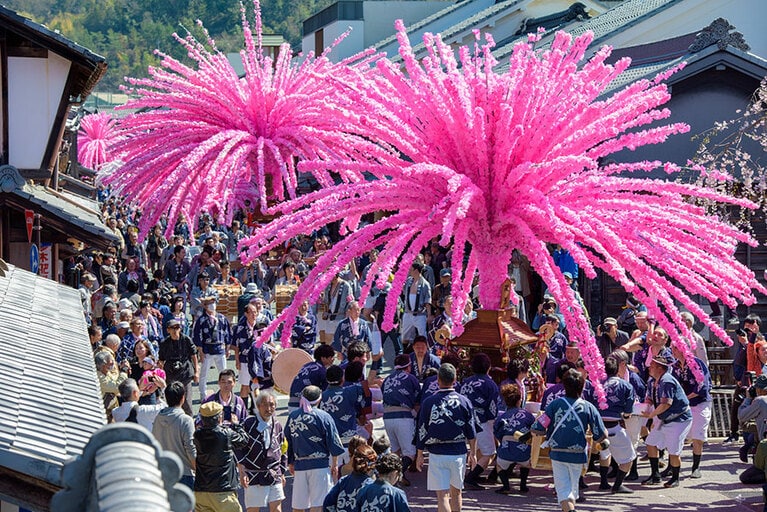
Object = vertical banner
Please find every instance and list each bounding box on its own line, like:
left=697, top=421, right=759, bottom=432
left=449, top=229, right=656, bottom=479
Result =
left=39, top=243, right=52, bottom=279
left=25, top=209, right=34, bottom=243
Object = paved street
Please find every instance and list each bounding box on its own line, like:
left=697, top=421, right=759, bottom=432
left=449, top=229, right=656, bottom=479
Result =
left=189, top=335, right=763, bottom=512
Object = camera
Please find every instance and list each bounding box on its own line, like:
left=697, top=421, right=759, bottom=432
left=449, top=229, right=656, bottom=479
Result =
left=736, top=328, right=747, bottom=337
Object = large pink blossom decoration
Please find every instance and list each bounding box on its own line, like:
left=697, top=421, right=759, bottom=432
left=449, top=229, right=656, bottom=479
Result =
left=78, top=112, right=118, bottom=170
left=238, top=26, right=765, bottom=404
left=102, top=1, right=385, bottom=237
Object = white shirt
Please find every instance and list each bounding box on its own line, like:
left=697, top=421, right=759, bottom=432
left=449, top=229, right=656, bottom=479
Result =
left=112, top=400, right=166, bottom=431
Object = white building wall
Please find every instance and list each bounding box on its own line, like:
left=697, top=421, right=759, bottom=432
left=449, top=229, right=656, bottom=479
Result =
left=7, top=51, right=70, bottom=170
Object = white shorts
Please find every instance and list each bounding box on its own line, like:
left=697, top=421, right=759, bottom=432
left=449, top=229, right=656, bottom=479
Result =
left=400, top=313, right=427, bottom=342
left=427, top=453, right=466, bottom=491
left=646, top=418, right=693, bottom=456
left=496, top=457, right=530, bottom=470
left=243, top=482, right=285, bottom=508
left=599, top=424, right=636, bottom=465
left=476, top=421, right=497, bottom=456
left=238, top=363, right=252, bottom=387
left=551, top=460, right=583, bottom=503
left=690, top=402, right=711, bottom=442
left=384, top=417, right=416, bottom=458
left=624, top=414, right=647, bottom=447
left=292, top=467, right=332, bottom=509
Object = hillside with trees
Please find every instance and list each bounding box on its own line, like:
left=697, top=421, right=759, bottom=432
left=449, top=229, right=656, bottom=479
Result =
left=6, top=0, right=333, bottom=92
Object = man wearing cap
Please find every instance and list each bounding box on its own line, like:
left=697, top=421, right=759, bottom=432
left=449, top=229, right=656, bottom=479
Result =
left=382, top=354, right=422, bottom=485
left=191, top=271, right=219, bottom=321
left=285, top=385, right=346, bottom=512
left=400, top=262, right=432, bottom=351
left=672, top=342, right=712, bottom=479
left=641, top=344, right=692, bottom=488
left=596, top=317, right=629, bottom=360
left=416, top=363, right=476, bottom=512
left=194, top=401, right=250, bottom=512
left=193, top=295, right=233, bottom=402
left=432, top=268, right=452, bottom=317
left=238, top=282, right=261, bottom=319
left=159, top=318, right=199, bottom=416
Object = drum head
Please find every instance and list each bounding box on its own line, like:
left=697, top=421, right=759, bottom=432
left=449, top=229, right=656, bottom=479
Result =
left=272, top=348, right=313, bottom=394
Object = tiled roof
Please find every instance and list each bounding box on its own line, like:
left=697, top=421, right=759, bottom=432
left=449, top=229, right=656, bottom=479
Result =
left=5, top=173, right=119, bottom=246
left=0, top=263, right=106, bottom=486
left=375, top=0, right=494, bottom=50
left=492, top=0, right=684, bottom=65
left=390, top=0, right=527, bottom=63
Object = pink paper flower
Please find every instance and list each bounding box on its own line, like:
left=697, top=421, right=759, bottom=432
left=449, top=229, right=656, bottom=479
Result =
left=78, top=112, right=118, bottom=171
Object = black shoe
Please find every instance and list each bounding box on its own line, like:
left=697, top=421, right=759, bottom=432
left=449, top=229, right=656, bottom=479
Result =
left=641, top=475, right=661, bottom=485
left=599, top=483, right=611, bottom=490
left=576, top=494, right=587, bottom=503
left=660, top=465, right=672, bottom=478
left=464, top=479, right=485, bottom=491
left=724, top=434, right=740, bottom=444
left=625, top=471, right=639, bottom=481
left=612, top=485, right=634, bottom=494
left=495, top=488, right=513, bottom=495
left=690, top=469, right=702, bottom=479
left=663, top=478, right=679, bottom=488
left=520, top=484, right=529, bottom=493
left=740, top=444, right=752, bottom=463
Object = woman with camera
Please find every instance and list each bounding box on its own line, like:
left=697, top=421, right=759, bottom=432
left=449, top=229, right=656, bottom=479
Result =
left=159, top=318, right=199, bottom=415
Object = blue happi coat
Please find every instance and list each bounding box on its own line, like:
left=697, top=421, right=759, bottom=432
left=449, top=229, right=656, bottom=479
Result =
left=285, top=407, right=345, bottom=471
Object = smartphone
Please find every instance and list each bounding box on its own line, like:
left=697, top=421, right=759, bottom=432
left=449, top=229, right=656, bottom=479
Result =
left=223, top=405, right=232, bottom=422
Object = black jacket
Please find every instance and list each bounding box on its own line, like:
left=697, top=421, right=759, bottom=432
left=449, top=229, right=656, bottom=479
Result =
left=193, top=422, right=249, bottom=492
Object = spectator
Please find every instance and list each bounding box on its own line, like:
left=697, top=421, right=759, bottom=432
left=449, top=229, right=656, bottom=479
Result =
left=153, top=382, right=196, bottom=489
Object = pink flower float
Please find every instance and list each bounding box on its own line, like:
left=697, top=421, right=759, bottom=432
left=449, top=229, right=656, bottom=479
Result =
left=108, top=3, right=766, bottom=402
left=238, top=26, right=765, bottom=403
left=102, top=1, right=383, bottom=237
left=77, top=112, right=118, bottom=171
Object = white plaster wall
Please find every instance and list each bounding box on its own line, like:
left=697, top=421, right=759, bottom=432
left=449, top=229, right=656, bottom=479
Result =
left=8, top=51, right=70, bottom=170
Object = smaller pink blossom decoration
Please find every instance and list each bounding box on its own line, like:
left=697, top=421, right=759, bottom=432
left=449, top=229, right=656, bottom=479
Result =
left=103, top=0, right=384, bottom=237
left=77, top=112, right=118, bottom=171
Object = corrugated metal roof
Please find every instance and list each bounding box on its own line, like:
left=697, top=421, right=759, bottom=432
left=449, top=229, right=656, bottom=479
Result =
left=0, top=263, right=106, bottom=486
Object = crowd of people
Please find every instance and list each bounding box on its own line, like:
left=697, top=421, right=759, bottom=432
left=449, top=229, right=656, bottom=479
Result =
left=75, top=191, right=753, bottom=512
